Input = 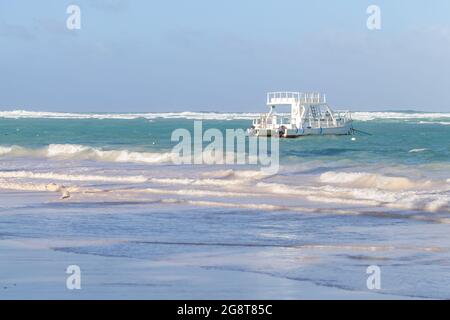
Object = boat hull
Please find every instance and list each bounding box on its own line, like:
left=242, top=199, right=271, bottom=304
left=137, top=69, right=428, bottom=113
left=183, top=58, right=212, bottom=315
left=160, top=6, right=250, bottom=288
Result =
left=253, top=123, right=352, bottom=137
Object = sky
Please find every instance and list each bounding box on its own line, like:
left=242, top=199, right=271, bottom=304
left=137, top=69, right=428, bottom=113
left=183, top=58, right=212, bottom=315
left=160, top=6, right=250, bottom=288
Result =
left=0, top=0, right=450, bottom=112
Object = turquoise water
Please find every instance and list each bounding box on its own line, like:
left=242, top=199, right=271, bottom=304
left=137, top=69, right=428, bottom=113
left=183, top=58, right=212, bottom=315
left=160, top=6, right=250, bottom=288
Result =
left=0, top=111, right=450, bottom=298
left=1, top=115, right=449, bottom=165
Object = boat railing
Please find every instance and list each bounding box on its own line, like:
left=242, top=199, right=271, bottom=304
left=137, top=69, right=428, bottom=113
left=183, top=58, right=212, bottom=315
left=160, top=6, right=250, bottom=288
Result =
left=253, top=104, right=351, bottom=130
left=334, top=110, right=352, bottom=121
left=300, top=92, right=326, bottom=104
left=253, top=112, right=293, bottom=129
left=267, top=92, right=327, bottom=105
left=267, top=92, right=300, bottom=105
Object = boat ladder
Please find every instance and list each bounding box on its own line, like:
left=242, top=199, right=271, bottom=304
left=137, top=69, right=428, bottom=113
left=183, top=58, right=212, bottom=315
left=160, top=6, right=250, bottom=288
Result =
left=310, top=105, right=320, bottom=119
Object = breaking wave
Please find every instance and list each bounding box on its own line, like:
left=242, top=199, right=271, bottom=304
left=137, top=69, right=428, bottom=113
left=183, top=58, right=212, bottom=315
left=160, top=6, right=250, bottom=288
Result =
left=0, top=178, right=80, bottom=198
left=319, top=171, right=431, bottom=191
left=351, top=111, right=450, bottom=121
left=0, top=171, right=147, bottom=183
left=0, top=110, right=257, bottom=120
left=0, top=144, right=173, bottom=164
left=1, top=166, right=449, bottom=214
left=0, top=145, right=261, bottom=167
left=2, top=109, right=450, bottom=122
left=201, top=169, right=273, bottom=180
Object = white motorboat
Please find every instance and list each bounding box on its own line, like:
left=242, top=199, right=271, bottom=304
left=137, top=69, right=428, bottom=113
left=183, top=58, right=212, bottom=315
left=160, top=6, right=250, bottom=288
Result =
left=248, top=92, right=353, bottom=137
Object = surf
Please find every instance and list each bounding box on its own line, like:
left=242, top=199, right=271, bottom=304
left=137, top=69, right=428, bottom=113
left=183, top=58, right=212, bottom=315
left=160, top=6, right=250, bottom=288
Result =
left=2, top=109, right=450, bottom=122
left=0, top=144, right=174, bottom=164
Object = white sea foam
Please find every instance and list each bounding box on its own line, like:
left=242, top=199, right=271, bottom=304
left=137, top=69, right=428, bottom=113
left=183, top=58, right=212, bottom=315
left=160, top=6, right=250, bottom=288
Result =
left=319, top=184, right=450, bottom=213
left=1, top=168, right=448, bottom=213
left=161, top=198, right=315, bottom=213
left=255, top=182, right=315, bottom=197
left=47, top=144, right=174, bottom=164
left=201, top=169, right=272, bottom=180
left=0, top=145, right=30, bottom=157
left=2, top=109, right=450, bottom=122
left=1, top=148, right=449, bottom=214
left=319, top=171, right=429, bottom=190
left=159, top=191, right=450, bottom=215
left=0, top=144, right=173, bottom=164
left=137, top=187, right=255, bottom=198
left=0, top=146, right=13, bottom=155
left=46, top=144, right=90, bottom=157
left=149, top=177, right=245, bottom=187
left=0, top=110, right=257, bottom=120
left=0, top=144, right=260, bottom=166
left=409, top=148, right=428, bottom=153
left=0, top=171, right=148, bottom=183
left=169, top=177, right=449, bottom=213
left=256, top=178, right=450, bottom=213
left=0, top=178, right=79, bottom=195
left=351, top=112, right=450, bottom=121
left=418, top=121, right=450, bottom=125
left=306, top=195, right=380, bottom=206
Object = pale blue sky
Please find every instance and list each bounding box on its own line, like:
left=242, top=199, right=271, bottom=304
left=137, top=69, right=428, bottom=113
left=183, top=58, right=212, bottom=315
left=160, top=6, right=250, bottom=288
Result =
left=1, top=0, right=450, bottom=112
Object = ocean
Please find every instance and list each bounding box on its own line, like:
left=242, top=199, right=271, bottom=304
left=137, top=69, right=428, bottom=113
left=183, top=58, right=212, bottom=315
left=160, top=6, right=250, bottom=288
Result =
left=0, top=110, right=449, bottom=299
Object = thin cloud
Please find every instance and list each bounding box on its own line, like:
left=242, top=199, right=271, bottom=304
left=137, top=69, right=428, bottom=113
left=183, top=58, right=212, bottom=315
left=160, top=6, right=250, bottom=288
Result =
left=0, top=21, right=35, bottom=41
left=87, top=0, right=130, bottom=13
left=33, top=18, right=78, bottom=38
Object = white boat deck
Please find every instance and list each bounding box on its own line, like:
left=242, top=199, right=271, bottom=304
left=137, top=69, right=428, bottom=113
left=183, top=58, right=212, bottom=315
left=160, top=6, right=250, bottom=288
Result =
left=249, top=91, right=352, bottom=137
